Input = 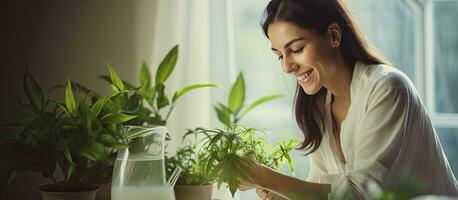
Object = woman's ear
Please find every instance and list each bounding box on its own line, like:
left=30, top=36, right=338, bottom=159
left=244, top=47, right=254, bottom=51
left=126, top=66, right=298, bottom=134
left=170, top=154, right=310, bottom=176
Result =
left=327, top=23, right=342, bottom=48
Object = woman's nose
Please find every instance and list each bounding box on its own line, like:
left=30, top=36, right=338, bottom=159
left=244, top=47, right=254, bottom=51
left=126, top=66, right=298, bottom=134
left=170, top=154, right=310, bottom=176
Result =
left=282, top=58, right=299, bottom=74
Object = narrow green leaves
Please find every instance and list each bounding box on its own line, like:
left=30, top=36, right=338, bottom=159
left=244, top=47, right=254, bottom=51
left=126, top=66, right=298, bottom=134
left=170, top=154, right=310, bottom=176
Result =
left=23, top=70, right=44, bottom=110
left=140, top=62, right=151, bottom=91
left=101, top=113, right=137, bottom=124
left=238, top=94, right=283, bottom=119
left=107, top=64, right=125, bottom=92
left=172, top=83, right=218, bottom=104
left=214, top=103, right=231, bottom=126
left=155, top=45, right=178, bottom=85
left=65, top=79, right=77, bottom=117
left=80, top=142, right=106, bottom=161
left=228, top=73, right=245, bottom=113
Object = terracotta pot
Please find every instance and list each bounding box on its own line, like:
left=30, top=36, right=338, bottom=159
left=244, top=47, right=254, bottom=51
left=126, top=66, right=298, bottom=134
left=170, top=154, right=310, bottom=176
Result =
left=174, top=184, right=213, bottom=200
left=39, top=185, right=99, bottom=200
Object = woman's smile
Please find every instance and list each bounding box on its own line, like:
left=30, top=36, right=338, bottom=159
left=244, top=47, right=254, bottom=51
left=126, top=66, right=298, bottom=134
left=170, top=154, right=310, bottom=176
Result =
left=296, top=68, right=314, bottom=85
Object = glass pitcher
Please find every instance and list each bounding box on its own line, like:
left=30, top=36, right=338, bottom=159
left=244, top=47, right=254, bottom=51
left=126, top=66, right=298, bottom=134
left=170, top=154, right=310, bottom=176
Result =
left=111, top=125, right=173, bottom=200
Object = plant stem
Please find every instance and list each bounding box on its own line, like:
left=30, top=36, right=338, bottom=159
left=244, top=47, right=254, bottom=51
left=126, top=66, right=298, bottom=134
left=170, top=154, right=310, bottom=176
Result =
left=164, top=104, right=174, bottom=122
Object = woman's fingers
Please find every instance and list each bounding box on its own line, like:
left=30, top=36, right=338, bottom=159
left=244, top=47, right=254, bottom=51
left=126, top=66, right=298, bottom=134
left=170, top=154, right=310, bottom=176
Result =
left=256, top=188, right=276, bottom=200
left=238, top=180, right=257, bottom=191
left=256, top=188, right=268, bottom=199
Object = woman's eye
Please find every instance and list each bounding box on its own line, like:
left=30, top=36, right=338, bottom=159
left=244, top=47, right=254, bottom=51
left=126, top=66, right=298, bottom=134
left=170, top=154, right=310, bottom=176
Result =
left=277, top=56, right=283, bottom=61
left=292, top=46, right=304, bottom=53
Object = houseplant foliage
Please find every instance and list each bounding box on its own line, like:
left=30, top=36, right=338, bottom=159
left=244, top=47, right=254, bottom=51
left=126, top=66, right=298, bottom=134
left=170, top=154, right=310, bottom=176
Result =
left=1, top=44, right=217, bottom=198
left=203, top=72, right=300, bottom=196
left=99, top=45, right=218, bottom=128
left=166, top=71, right=299, bottom=197
left=1, top=70, right=138, bottom=192
left=200, top=125, right=300, bottom=196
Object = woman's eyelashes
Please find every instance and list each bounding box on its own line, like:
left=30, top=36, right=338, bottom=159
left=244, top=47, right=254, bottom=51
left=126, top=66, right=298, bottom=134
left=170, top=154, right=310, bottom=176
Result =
left=277, top=46, right=304, bottom=61
left=292, top=46, right=304, bottom=53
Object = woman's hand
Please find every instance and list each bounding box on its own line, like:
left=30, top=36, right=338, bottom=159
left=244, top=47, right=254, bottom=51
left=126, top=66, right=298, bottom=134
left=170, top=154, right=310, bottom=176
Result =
left=256, top=188, right=288, bottom=200
left=239, top=157, right=268, bottom=185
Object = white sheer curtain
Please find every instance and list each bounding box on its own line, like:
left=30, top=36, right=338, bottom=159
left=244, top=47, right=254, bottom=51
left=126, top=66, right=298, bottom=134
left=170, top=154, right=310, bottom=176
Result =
left=152, top=0, right=235, bottom=199
left=151, top=0, right=212, bottom=151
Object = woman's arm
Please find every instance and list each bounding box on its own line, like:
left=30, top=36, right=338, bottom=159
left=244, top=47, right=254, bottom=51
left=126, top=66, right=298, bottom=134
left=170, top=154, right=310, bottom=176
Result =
left=249, top=163, right=331, bottom=200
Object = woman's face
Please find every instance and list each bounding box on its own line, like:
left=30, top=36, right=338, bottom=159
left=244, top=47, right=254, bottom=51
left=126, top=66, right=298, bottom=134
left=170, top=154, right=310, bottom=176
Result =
left=267, top=21, right=338, bottom=95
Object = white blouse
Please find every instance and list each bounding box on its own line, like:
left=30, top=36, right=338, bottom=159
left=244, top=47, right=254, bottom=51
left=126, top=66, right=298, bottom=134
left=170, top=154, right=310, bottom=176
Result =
left=306, top=61, right=458, bottom=199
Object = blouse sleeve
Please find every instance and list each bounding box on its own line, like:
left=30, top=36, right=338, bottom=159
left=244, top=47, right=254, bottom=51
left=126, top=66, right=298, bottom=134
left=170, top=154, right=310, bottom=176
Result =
left=327, top=75, right=414, bottom=199
left=306, top=152, right=328, bottom=183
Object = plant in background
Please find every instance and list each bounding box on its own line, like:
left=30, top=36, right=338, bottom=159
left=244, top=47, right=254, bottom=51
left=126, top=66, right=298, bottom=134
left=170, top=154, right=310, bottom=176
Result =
left=1, top=70, right=140, bottom=191
left=165, top=128, right=213, bottom=186
left=99, top=45, right=218, bottom=128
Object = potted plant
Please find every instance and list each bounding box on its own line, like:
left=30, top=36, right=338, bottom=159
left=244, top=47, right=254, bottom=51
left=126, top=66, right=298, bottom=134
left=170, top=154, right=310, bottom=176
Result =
left=167, top=72, right=290, bottom=200
left=165, top=128, right=214, bottom=200
left=1, top=70, right=138, bottom=200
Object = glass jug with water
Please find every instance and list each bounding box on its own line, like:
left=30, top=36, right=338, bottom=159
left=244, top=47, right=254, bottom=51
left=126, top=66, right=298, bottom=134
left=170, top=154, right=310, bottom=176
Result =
left=111, top=125, right=174, bottom=200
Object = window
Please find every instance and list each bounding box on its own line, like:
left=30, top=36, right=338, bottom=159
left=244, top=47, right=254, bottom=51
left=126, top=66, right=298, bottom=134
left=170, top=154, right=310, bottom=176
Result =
left=216, top=0, right=458, bottom=199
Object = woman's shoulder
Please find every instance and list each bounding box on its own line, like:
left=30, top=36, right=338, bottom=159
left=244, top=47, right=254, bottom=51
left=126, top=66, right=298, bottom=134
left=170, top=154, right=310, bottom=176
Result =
left=357, top=62, right=415, bottom=92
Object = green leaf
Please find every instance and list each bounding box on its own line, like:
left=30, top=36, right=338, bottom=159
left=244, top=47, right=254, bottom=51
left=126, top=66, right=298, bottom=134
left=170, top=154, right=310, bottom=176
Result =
left=91, top=96, right=109, bottom=116
left=101, top=113, right=137, bottom=124
left=214, top=106, right=231, bottom=126
left=238, top=94, right=282, bottom=120
left=65, top=79, right=77, bottom=116
left=228, top=73, right=245, bottom=113
left=280, top=145, right=295, bottom=174
left=156, top=83, right=169, bottom=109
left=140, top=62, right=151, bottom=90
left=125, top=93, right=141, bottom=112
left=66, top=164, right=75, bottom=181
left=91, top=90, right=128, bottom=116
left=172, top=84, right=218, bottom=104
left=155, top=45, right=178, bottom=85
left=107, top=64, right=125, bottom=92
left=4, top=167, right=17, bottom=187
left=57, top=102, right=69, bottom=116
left=79, top=142, right=106, bottom=161
left=62, top=146, right=73, bottom=164
left=23, top=70, right=44, bottom=110
left=98, top=134, right=127, bottom=148
left=97, top=75, right=136, bottom=90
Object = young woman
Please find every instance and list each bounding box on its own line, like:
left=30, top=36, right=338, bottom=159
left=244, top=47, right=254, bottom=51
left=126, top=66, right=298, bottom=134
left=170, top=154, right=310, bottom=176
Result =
left=239, top=0, right=458, bottom=199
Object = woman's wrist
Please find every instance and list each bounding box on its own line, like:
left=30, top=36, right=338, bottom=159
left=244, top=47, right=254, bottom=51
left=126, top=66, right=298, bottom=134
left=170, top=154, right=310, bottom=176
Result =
left=252, top=164, right=275, bottom=189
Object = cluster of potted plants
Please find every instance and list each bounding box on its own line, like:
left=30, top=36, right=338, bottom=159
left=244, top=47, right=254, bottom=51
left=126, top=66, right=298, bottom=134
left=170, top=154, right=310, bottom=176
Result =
left=0, top=45, right=300, bottom=200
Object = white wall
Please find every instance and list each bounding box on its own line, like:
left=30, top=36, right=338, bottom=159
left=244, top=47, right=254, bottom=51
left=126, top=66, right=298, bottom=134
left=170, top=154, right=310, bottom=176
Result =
left=0, top=0, right=158, bottom=199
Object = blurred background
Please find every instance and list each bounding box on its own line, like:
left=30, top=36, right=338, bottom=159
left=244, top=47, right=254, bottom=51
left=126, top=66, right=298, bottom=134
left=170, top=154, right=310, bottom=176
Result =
left=0, top=0, right=457, bottom=199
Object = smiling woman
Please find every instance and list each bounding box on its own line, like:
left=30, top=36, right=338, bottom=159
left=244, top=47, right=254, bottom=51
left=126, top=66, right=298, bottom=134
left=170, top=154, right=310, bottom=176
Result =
left=237, top=0, right=458, bottom=199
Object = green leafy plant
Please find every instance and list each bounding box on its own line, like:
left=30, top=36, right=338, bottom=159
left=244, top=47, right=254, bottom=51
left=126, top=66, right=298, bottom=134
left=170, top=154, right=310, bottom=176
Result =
left=165, top=128, right=213, bottom=186
left=200, top=125, right=300, bottom=196
left=166, top=71, right=292, bottom=194
left=98, top=45, right=218, bottom=127
left=1, top=70, right=139, bottom=191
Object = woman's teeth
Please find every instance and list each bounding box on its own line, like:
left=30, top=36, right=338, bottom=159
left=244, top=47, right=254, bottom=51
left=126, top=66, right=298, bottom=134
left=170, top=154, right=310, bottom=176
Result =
left=296, top=70, right=313, bottom=81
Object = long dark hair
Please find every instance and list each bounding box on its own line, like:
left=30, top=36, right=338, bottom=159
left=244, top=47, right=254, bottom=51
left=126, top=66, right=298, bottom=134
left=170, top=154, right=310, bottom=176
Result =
left=261, top=0, right=388, bottom=154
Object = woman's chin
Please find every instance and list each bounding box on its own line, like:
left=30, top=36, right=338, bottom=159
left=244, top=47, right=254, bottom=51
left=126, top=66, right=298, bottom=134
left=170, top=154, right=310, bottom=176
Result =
left=301, top=85, right=320, bottom=95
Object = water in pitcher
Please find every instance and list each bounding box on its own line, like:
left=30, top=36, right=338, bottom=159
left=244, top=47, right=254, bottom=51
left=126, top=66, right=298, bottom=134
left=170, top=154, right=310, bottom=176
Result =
left=111, top=154, right=172, bottom=200
left=111, top=126, right=172, bottom=200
